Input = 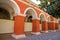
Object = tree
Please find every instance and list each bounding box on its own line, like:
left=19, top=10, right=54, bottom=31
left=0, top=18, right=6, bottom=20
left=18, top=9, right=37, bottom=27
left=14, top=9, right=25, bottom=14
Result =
left=38, top=0, right=60, bottom=18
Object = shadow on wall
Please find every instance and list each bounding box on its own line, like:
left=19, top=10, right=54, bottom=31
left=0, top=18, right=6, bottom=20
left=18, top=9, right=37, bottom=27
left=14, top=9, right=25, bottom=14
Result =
left=0, top=8, right=10, bottom=20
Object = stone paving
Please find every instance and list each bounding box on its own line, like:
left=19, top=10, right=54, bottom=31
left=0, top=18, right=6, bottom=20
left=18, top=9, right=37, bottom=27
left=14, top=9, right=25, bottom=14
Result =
left=0, top=31, right=60, bottom=40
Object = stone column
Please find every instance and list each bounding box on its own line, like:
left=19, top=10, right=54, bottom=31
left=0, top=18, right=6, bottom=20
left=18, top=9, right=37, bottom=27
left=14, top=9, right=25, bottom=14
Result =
left=52, top=21, right=55, bottom=31
left=31, top=19, right=40, bottom=35
left=50, top=21, right=56, bottom=32
left=12, top=16, right=25, bottom=39
left=48, top=22, right=50, bottom=30
left=55, top=23, right=59, bottom=30
left=55, top=20, right=59, bottom=30
left=42, top=21, right=48, bottom=33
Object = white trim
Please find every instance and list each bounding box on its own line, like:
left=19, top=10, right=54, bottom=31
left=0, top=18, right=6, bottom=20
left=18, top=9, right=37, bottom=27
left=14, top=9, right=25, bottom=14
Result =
left=10, top=0, right=20, bottom=16
left=50, top=30, right=57, bottom=32
left=47, top=15, right=51, bottom=22
left=49, top=30, right=53, bottom=32
left=31, top=32, right=40, bottom=35
left=46, top=20, right=48, bottom=22
left=45, top=31, right=48, bottom=33
left=32, top=18, right=40, bottom=20
left=12, top=34, right=26, bottom=39
left=14, top=14, right=26, bottom=17
left=50, top=21, right=55, bottom=23
left=20, top=14, right=26, bottom=17
left=24, top=7, right=36, bottom=15
left=53, top=30, right=57, bottom=32
left=24, top=7, right=38, bottom=19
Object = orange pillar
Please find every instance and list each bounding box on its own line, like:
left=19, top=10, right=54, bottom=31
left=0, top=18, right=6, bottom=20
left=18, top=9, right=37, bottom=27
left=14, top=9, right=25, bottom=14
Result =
left=48, top=22, right=52, bottom=30
left=52, top=21, right=57, bottom=32
left=49, top=21, right=56, bottom=32
left=32, top=19, right=40, bottom=35
left=48, top=21, right=55, bottom=30
left=48, top=22, right=51, bottom=30
left=12, top=16, right=25, bottom=39
left=42, top=21, right=48, bottom=32
left=55, top=23, right=59, bottom=30
left=51, top=22, right=55, bottom=30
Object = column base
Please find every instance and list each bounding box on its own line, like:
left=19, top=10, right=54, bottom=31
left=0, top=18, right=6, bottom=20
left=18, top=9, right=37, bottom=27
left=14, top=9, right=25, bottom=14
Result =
left=50, top=30, right=56, bottom=32
left=31, top=32, right=40, bottom=35
left=53, top=30, right=57, bottom=32
left=48, top=30, right=53, bottom=32
left=42, top=31, right=48, bottom=33
left=12, top=34, right=26, bottom=39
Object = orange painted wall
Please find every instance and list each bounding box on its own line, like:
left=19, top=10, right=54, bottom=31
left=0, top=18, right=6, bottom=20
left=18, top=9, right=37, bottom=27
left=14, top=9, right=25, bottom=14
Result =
left=34, top=8, right=42, bottom=17
left=50, top=16, right=55, bottom=21
left=15, top=0, right=29, bottom=14
left=15, top=0, right=49, bottom=19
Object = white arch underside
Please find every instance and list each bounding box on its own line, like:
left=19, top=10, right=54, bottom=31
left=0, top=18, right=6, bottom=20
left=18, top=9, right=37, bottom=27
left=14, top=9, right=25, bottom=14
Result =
left=39, top=13, right=46, bottom=21
left=0, top=0, right=20, bottom=16
left=47, top=15, right=51, bottom=22
left=24, top=7, right=38, bottom=19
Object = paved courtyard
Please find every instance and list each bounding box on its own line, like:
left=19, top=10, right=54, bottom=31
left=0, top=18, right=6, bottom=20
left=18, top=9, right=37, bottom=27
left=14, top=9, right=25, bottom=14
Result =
left=0, top=30, right=60, bottom=40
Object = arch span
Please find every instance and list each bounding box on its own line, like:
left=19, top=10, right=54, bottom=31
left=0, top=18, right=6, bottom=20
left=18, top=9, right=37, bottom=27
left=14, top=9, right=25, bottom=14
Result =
left=0, top=0, right=21, bottom=34
left=39, top=13, right=47, bottom=21
left=24, top=7, right=38, bottom=19
left=0, top=0, right=20, bottom=16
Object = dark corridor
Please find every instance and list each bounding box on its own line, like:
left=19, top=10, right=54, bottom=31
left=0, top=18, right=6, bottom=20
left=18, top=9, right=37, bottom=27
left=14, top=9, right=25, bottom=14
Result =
left=0, top=8, right=10, bottom=20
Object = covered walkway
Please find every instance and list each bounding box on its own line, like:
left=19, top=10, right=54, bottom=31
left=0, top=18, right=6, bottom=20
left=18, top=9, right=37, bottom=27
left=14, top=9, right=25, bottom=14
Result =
left=0, top=0, right=59, bottom=39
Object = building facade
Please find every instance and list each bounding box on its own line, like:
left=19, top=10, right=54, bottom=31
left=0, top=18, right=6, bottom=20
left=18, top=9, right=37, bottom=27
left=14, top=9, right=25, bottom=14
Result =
left=0, top=0, right=59, bottom=39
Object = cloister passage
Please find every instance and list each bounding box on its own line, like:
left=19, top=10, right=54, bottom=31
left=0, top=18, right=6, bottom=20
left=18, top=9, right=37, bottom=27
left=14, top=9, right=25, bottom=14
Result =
left=24, top=8, right=40, bottom=34
left=48, top=16, right=59, bottom=31
left=24, top=9, right=32, bottom=32
left=0, top=0, right=59, bottom=39
left=25, top=10, right=32, bottom=22
left=0, top=7, right=14, bottom=33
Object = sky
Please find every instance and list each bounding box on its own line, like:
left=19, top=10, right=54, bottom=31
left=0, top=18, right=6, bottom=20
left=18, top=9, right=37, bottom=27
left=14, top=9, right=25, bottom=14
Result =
left=31, top=0, right=41, bottom=5
left=31, top=0, right=50, bottom=5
